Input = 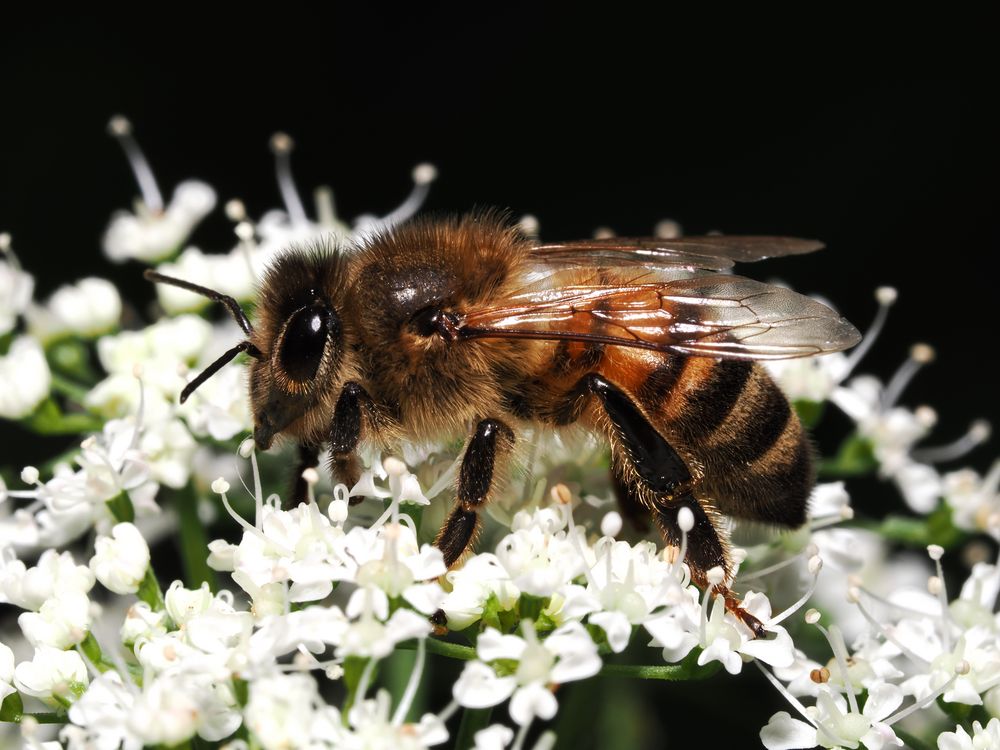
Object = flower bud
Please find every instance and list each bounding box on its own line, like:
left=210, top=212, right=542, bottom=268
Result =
left=90, top=522, right=151, bottom=595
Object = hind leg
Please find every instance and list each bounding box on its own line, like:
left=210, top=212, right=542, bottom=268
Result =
left=573, top=373, right=765, bottom=637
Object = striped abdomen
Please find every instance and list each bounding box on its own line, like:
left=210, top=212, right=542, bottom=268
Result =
left=601, top=348, right=812, bottom=527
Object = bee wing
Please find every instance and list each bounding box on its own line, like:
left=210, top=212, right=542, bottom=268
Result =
left=458, top=275, right=860, bottom=360
left=531, top=235, right=824, bottom=271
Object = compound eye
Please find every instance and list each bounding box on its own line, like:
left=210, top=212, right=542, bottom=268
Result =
left=279, top=304, right=333, bottom=382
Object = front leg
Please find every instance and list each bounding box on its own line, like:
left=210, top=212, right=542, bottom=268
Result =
left=329, top=381, right=381, bottom=504
left=435, top=418, right=516, bottom=567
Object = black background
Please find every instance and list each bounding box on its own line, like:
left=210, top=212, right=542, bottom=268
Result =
left=3, top=10, right=998, bottom=748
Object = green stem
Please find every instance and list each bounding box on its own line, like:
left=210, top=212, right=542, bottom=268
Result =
left=598, top=660, right=720, bottom=681
left=48, top=372, right=92, bottom=405
left=173, top=485, right=218, bottom=592
left=454, top=707, right=493, bottom=750
left=412, top=638, right=720, bottom=680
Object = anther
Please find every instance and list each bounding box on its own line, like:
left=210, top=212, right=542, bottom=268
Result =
left=654, top=219, right=683, bottom=239
left=107, top=115, right=164, bottom=212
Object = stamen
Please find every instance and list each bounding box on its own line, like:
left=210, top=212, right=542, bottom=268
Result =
left=213, top=477, right=274, bottom=549
left=562, top=493, right=599, bottom=589
left=511, top=717, right=533, bottom=750
left=392, top=636, right=426, bottom=725
left=770, top=555, right=823, bottom=626
left=840, top=286, right=897, bottom=381
left=881, top=343, right=935, bottom=410
left=269, top=132, right=309, bottom=227
left=354, top=164, right=438, bottom=234
left=107, top=115, right=164, bottom=212
left=927, top=545, right=952, bottom=651
left=738, top=546, right=816, bottom=582
left=813, top=623, right=859, bottom=713
left=315, top=186, right=338, bottom=228
left=353, top=651, right=379, bottom=704
left=302, top=467, right=319, bottom=506
left=883, top=661, right=968, bottom=726
left=519, top=214, right=540, bottom=239
left=754, top=661, right=819, bottom=727
left=654, top=219, right=683, bottom=239
left=225, top=199, right=247, bottom=222
left=912, top=420, right=992, bottom=464
left=437, top=699, right=460, bottom=723
left=672, top=507, right=694, bottom=579
left=531, top=731, right=557, bottom=750
left=848, top=588, right=931, bottom=667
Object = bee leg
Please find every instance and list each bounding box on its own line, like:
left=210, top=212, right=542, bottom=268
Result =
left=287, top=443, right=320, bottom=506
left=435, top=418, right=515, bottom=568
left=329, top=381, right=375, bottom=506
left=585, top=374, right=766, bottom=638
left=610, top=470, right=651, bottom=533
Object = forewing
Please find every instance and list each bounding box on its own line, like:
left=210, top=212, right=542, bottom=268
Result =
left=531, top=235, right=824, bottom=272
left=459, top=275, right=860, bottom=360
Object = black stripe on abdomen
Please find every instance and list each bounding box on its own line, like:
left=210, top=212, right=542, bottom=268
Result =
left=678, top=360, right=753, bottom=441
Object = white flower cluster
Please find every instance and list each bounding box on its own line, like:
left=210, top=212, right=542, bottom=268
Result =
left=4, top=121, right=1000, bottom=750
left=760, top=547, right=1000, bottom=750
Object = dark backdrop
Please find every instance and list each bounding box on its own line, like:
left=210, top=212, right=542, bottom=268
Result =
left=3, top=10, right=998, bottom=748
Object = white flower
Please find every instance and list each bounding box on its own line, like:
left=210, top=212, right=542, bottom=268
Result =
left=943, top=464, right=1000, bottom=535
left=66, top=670, right=140, bottom=750
left=104, top=180, right=216, bottom=263
left=138, top=418, right=196, bottom=488
left=90, top=522, right=150, bottom=594
left=35, top=277, right=122, bottom=339
left=245, top=673, right=323, bottom=750
left=767, top=351, right=850, bottom=403
left=938, top=718, right=1000, bottom=750
left=338, top=688, right=449, bottom=749
left=165, top=581, right=214, bottom=626
left=337, top=604, right=431, bottom=660
left=120, top=602, right=168, bottom=646
left=492, top=507, right=588, bottom=598
left=0, top=642, right=15, bottom=705
left=454, top=620, right=601, bottom=726
left=440, top=553, right=520, bottom=630
left=0, top=335, right=51, bottom=419
left=154, top=246, right=254, bottom=313
left=14, top=646, right=89, bottom=705
left=760, top=683, right=903, bottom=750
left=127, top=672, right=240, bottom=745
left=0, top=256, right=34, bottom=337
left=177, top=359, right=252, bottom=441
left=18, top=590, right=92, bottom=648
left=0, top=549, right=95, bottom=610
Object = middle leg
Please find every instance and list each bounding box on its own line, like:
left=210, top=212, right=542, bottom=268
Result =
left=434, top=418, right=515, bottom=567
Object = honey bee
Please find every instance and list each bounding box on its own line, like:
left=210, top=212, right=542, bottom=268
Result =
left=146, top=211, right=860, bottom=634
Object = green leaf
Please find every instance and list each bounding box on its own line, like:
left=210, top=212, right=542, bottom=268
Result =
left=0, top=692, right=23, bottom=723
left=136, top=566, right=167, bottom=612
left=22, top=397, right=104, bottom=435
left=80, top=632, right=116, bottom=673
left=792, top=399, right=825, bottom=429
left=850, top=503, right=964, bottom=549
left=818, top=433, right=878, bottom=477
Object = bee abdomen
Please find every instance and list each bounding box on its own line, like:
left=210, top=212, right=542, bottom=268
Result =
left=636, top=356, right=811, bottom=528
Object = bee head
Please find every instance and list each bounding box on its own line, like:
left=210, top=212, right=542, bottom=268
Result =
left=144, top=244, right=353, bottom=452
left=249, top=246, right=353, bottom=450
